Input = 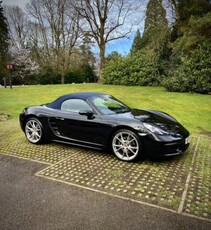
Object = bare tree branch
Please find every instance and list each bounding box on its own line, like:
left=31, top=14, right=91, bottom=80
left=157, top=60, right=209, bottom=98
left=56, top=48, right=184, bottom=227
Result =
left=26, top=0, right=82, bottom=83
left=70, top=0, right=136, bottom=78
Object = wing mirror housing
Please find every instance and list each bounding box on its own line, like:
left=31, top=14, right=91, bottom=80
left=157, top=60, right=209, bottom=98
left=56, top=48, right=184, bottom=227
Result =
left=79, top=110, right=94, bottom=119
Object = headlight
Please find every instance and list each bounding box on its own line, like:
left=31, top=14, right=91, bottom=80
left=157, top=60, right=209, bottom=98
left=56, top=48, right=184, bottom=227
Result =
left=143, top=123, right=168, bottom=135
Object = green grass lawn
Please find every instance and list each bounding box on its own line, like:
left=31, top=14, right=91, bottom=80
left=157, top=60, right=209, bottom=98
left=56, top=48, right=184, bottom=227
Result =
left=0, top=83, right=211, bottom=134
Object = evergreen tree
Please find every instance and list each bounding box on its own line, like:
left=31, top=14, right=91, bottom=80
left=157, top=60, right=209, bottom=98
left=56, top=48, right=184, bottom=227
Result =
left=79, top=34, right=95, bottom=67
left=170, top=0, right=211, bottom=42
left=130, top=29, right=142, bottom=54
left=164, top=1, right=211, bottom=94
left=105, top=51, right=121, bottom=63
left=163, top=42, right=211, bottom=94
left=0, top=1, right=9, bottom=83
left=144, top=0, right=168, bottom=33
left=79, top=34, right=96, bottom=82
left=173, top=11, right=211, bottom=53
left=140, top=0, right=169, bottom=64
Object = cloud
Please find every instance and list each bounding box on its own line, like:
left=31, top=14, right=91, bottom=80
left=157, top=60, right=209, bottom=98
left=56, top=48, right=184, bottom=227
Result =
left=2, top=0, right=29, bottom=8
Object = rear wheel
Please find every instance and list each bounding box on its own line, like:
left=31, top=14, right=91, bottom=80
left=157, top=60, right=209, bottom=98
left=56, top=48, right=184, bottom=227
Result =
left=111, top=129, right=141, bottom=162
left=25, top=118, right=45, bottom=144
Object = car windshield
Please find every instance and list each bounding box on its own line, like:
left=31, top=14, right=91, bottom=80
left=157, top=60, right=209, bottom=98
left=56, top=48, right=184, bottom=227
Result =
left=90, top=95, right=131, bottom=115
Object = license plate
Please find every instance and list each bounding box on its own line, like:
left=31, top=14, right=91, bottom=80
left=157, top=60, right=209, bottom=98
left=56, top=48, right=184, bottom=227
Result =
left=185, top=136, right=190, bottom=144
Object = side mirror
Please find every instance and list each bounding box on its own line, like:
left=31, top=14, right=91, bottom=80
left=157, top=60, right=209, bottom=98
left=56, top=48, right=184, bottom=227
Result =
left=79, top=110, right=94, bottom=119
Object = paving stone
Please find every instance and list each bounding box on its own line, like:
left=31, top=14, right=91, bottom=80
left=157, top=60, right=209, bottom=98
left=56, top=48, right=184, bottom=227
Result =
left=0, top=120, right=210, bottom=220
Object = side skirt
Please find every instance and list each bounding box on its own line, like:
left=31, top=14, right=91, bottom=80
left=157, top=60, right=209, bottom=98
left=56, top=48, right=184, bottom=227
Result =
left=52, top=139, right=103, bottom=151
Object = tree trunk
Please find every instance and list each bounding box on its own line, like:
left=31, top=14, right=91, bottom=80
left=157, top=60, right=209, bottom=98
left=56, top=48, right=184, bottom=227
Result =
left=99, top=44, right=105, bottom=82
left=61, top=74, right=65, bottom=84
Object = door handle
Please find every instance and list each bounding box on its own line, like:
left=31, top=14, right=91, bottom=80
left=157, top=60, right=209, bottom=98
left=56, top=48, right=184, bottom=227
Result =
left=56, top=117, right=64, bottom=120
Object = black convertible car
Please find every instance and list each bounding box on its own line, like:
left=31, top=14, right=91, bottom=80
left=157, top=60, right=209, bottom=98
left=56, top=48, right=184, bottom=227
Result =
left=19, top=92, right=190, bottom=162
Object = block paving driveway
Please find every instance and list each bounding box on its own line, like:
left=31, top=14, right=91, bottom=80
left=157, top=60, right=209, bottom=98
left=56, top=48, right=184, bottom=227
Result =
left=0, top=120, right=210, bottom=223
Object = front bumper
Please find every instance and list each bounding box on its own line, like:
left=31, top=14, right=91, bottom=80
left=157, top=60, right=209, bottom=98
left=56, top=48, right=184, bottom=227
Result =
left=140, top=134, right=190, bottom=157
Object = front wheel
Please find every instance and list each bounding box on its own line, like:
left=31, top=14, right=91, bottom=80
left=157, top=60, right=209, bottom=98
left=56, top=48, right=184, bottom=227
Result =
left=111, top=129, right=142, bottom=162
left=24, top=117, right=45, bottom=144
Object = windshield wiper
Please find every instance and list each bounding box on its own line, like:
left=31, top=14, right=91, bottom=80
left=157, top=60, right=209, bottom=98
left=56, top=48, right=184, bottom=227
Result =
left=116, top=108, right=131, bottom=114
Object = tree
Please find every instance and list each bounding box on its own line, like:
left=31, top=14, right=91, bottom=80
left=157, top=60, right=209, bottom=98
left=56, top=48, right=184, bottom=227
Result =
left=162, top=42, right=211, bottom=94
left=141, top=0, right=169, bottom=63
left=72, top=0, right=135, bottom=79
left=173, top=11, right=211, bottom=53
left=5, top=5, right=40, bottom=85
left=130, top=29, right=142, bottom=54
left=79, top=33, right=95, bottom=67
left=167, top=0, right=211, bottom=42
left=161, top=1, right=211, bottom=94
left=0, top=1, right=9, bottom=83
left=105, top=51, right=121, bottom=63
left=11, top=49, right=39, bottom=85
left=4, top=5, right=30, bottom=51
left=138, top=0, right=170, bottom=79
left=103, top=0, right=170, bottom=86
left=144, top=0, right=168, bottom=33
left=79, top=34, right=96, bottom=82
left=27, top=0, right=81, bottom=84
left=167, top=1, right=211, bottom=75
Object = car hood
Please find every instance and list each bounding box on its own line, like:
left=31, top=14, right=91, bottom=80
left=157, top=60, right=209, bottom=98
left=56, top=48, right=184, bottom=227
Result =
left=115, top=109, right=189, bottom=136
left=132, top=109, right=176, bottom=124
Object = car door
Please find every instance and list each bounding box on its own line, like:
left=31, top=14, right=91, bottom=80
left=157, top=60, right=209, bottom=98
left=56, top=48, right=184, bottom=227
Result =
left=52, top=99, right=104, bottom=146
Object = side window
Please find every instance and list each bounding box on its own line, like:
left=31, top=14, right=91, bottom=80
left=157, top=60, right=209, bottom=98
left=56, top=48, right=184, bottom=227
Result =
left=61, top=99, right=91, bottom=112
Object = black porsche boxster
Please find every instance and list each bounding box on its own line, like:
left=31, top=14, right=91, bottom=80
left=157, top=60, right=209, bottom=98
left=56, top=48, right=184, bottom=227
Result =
left=19, top=92, right=190, bottom=162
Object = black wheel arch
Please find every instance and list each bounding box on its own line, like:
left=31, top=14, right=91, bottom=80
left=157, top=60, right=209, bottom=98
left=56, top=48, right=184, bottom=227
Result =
left=22, top=115, right=43, bottom=130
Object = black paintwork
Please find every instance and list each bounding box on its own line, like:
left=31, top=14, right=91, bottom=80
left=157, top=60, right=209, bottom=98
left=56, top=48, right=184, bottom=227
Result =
left=19, top=92, right=190, bottom=157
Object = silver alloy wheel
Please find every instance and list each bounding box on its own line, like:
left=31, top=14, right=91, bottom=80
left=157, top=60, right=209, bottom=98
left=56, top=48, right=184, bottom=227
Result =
left=112, top=130, right=140, bottom=161
left=25, top=118, right=42, bottom=144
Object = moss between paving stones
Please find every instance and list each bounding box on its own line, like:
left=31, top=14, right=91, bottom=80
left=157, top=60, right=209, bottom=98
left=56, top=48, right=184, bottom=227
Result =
left=183, top=136, right=211, bottom=219
left=37, top=145, right=193, bottom=211
left=0, top=120, right=77, bottom=164
left=0, top=119, right=210, bottom=220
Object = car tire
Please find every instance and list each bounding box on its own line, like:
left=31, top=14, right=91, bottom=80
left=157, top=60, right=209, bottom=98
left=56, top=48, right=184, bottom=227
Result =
left=24, top=117, right=45, bottom=144
left=111, top=129, right=142, bottom=162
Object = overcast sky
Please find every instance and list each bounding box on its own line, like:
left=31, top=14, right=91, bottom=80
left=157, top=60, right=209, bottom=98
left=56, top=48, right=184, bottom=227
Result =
left=2, top=0, right=29, bottom=8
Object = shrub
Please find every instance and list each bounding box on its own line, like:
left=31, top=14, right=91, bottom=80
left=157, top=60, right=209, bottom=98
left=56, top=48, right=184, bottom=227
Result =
left=162, top=43, right=211, bottom=94
left=65, top=64, right=95, bottom=84
left=102, top=53, right=160, bottom=86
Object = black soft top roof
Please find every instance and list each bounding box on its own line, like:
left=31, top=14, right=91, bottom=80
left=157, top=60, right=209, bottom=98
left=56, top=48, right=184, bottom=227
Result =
left=46, top=92, right=106, bottom=109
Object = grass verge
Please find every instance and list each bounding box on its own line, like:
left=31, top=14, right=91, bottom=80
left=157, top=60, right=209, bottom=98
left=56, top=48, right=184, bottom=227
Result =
left=0, top=83, right=211, bottom=134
